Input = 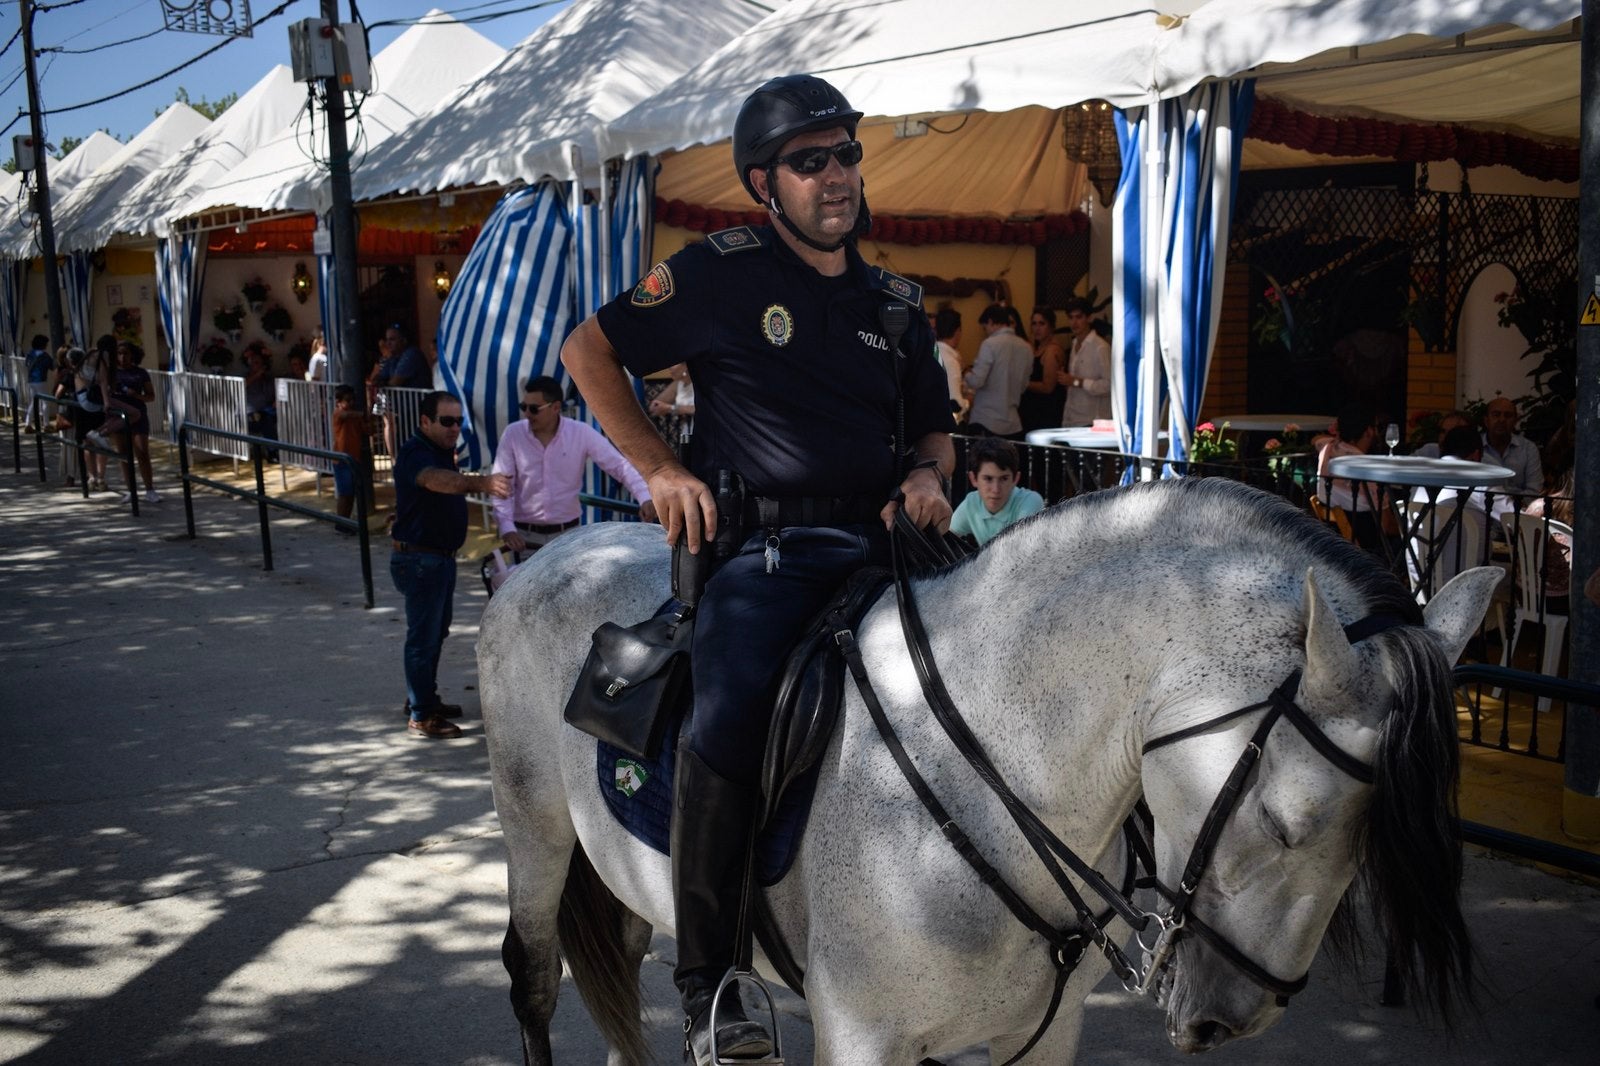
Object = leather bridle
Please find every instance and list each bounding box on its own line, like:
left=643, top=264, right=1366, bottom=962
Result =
left=831, top=521, right=1403, bottom=1064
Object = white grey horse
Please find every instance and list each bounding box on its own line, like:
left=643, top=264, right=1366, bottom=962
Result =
left=479, top=477, right=1499, bottom=1065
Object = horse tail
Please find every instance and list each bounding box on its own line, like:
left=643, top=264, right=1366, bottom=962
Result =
left=1356, top=626, right=1474, bottom=1022
left=557, top=844, right=651, bottom=1066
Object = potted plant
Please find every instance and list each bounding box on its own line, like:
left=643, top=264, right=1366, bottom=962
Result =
left=213, top=304, right=245, bottom=342
left=261, top=303, right=293, bottom=342
left=1187, top=421, right=1238, bottom=467
left=199, top=337, right=233, bottom=373
left=241, top=277, right=270, bottom=314
left=111, top=306, right=142, bottom=346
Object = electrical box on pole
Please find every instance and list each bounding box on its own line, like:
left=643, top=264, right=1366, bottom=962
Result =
left=12, top=135, right=37, bottom=173
left=287, top=18, right=337, bottom=82
left=333, top=23, right=372, bottom=93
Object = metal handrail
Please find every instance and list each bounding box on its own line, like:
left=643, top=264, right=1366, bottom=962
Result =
left=30, top=392, right=142, bottom=511
left=177, top=422, right=375, bottom=609
left=0, top=386, right=18, bottom=474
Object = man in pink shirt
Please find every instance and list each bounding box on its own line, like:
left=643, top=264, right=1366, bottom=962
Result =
left=492, top=376, right=657, bottom=552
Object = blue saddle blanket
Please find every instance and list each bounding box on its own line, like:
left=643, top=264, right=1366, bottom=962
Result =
left=596, top=717, right=821, bottom=887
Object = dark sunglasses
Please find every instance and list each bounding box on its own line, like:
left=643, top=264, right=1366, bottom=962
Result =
left=773, top=139, right=863, bottom=174
left=519, top=400, right=558, bottom=413
left=434, top=416, right=464, bottom=428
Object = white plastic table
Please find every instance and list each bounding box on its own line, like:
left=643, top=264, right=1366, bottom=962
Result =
left=1025, top=427, right=1124, bottom=450
left=1326, top=456, right=1513, bottom=595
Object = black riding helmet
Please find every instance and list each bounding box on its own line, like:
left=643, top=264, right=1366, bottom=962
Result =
left=733, top=74, right=871, bottom=252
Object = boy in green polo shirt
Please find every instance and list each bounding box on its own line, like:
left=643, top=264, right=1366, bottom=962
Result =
left=950, top=437, right=1045, bottom=546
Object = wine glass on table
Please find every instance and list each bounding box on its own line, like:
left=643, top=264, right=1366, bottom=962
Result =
left=1384, top=422, right=1400, bottom=456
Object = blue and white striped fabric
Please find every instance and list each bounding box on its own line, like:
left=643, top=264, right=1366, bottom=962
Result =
left=156, top=232, right=208, bottom=371
left=437, top=182, right=574, bottom=471
left=0, top=259, right=25, bottom=356
left=1113, top=80, right=1253, bottom=475
left=316, top=220, right=346, bottom=382
left=570, top=156, right=658, bottom=519
left=609, top=155, right=656, bottom=308
left=58, top=250, right=92, bottom=350
left=1112, top=105, right=1161, bottom=475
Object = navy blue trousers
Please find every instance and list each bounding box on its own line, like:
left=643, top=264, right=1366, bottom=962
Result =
left=390, top=550, right=456, bottom=717
left=687, top=524, right=889, bottom=786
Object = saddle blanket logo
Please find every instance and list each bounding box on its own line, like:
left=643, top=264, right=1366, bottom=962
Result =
left=631, top=263, right=675, bottom=307
left=762, top=304, right=795, bottom=347
left=614, top=759, right=649, bottom=797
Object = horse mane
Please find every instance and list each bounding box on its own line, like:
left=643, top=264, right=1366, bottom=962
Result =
left=969, top=479, right=1470, bottom=1019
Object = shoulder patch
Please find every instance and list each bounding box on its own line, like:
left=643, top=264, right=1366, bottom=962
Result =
left=705, top=226, right=766, bottom=255
left=630, top=262, right=675, bottom=307
left=870, top=266, right=923, bottom=307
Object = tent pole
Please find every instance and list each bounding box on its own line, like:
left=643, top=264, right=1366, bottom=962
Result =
left=1139, top=95, right=1163, bottom=479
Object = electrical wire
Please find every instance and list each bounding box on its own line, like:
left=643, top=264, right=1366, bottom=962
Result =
left=37, top=0, right=95, bottom=11
left=0, top=26, right=21, bottom=63
left=38, top=0, right=297, bottom=118
left=365, top=0, right=568, bottom=32
left=39, top=26, right=164, bottom=56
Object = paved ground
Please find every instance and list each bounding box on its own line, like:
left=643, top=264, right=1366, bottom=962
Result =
left=2, top=441, right=1598, bottom=1064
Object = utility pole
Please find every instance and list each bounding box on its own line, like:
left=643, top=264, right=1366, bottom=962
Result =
left=1568, top=0, right=1600, bottom=840
left=19, top=0, right=65, bottom=350
left=321, top=0, right=370, bottom=492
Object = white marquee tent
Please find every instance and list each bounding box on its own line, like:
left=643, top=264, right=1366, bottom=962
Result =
left=54, top=68, right=304, bottom=253
left=183, top=11, right=506, bottom=218
left=0, top=130, right=121, bottom=260
left=11, top=104, right=211, bottom=260
left=351, top=0, right=767, bottom=200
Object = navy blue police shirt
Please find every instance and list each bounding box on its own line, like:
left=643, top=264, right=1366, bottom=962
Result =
left=595, top=225, right=955, bottom=499
left=392, top=431, right=468, bottom=552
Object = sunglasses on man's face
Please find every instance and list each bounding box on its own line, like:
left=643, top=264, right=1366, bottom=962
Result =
left=519, top=400, right=558, bottom=413
left=774, top=139, right=864, bottom=175
left=433, top=416, right=464, bottom=428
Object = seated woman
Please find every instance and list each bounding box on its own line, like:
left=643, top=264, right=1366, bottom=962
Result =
left=1522, top=470, right=1574, bottom=616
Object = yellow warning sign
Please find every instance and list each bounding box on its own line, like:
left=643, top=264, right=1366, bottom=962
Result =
left=1582, top=293, right=1600, bottom=326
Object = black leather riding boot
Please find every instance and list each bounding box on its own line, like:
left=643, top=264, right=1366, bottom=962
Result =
left=671, top=747, right=774, bottom=1064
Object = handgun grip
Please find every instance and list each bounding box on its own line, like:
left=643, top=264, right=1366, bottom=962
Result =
left=672, top=536, right=712, bottom=610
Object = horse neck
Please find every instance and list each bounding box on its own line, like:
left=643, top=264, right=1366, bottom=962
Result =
left=899, top=560, right=1154, bottom=859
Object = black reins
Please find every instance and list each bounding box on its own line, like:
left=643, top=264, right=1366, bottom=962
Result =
left=830, top=519, right=1404, bottom=1058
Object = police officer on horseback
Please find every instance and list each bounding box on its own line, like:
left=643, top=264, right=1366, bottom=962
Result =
left=563, top=74, right=955, bottom=1063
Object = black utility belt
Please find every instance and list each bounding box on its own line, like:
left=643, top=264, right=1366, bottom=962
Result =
left=392, top=540, right=455, bottom=557
left=740, top=494, right=884, bottom=530
left=515, top=518, right=579, bottom=534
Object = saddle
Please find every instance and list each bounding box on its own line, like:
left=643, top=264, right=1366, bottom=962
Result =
left=575, top=566, right=895, bottom=887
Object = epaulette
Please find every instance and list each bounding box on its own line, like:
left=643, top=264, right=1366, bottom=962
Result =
left=705, top=226, right=766, bottom=255
left=869, top=265, right=923, bottom=307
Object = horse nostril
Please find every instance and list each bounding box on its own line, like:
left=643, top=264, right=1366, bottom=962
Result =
left=1191, top=1019, right=1236, bottom=1048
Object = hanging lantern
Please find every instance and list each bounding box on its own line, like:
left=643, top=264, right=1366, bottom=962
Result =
left=1061, top=100, right=1121, bottom=208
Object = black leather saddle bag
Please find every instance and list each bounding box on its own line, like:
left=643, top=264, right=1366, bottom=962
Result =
left=562, top=608, right=692, bottom=760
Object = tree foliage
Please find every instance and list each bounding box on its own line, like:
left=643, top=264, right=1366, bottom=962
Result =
left=165, top=86, right=238, bottom=121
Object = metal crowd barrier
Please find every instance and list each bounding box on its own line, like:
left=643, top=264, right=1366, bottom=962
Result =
left=370, top=385, right=429, bottom=485
left=0, top=385, right=19, bottom=473
left=177, top=421, right=375, bottom=609
left=277, top=379, right=339, bottom=478
left=168, top=373, right=249, bottom=461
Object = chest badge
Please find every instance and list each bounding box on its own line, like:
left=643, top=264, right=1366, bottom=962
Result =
left=630, top=262, right=675, bottom=307
left=761, top=304, right=795, bottom=348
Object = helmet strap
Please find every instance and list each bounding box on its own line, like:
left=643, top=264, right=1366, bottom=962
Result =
left=764, top=165, right=859, bottom=254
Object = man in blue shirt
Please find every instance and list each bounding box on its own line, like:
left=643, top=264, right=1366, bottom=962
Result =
left=23, top=334, right=52, bottom=432
left=391, top=391, right=510, bottom=738
left=950, top=437, right=1045, bottom=546
left=372, top=324, right=431, bottom=389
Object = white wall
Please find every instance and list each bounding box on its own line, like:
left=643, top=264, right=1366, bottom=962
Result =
left=200, top=255, right=320, bottom=374
left=1458, top=262, right=1537, bottom=405
left=17, top=262, right=160, bottom=358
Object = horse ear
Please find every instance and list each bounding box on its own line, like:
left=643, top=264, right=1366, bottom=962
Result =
left=1423, top=566, right=1504, bottom=665
left=1301, top=568, right=1358, bottom=697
